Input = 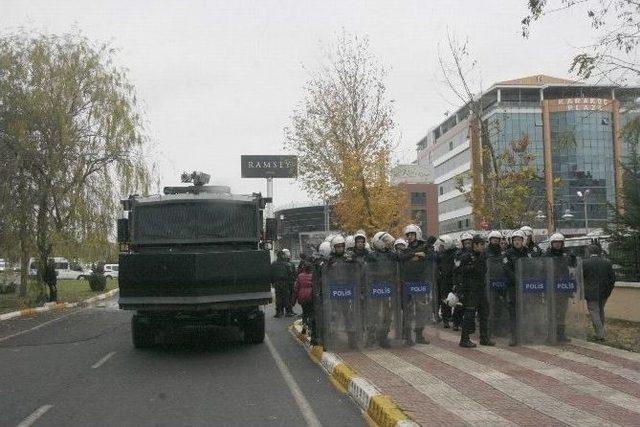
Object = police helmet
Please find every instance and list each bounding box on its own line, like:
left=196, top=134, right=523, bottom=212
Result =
left=403, top=224, right=422, bottom=240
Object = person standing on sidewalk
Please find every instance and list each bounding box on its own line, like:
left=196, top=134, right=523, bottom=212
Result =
left=293, top=262, right=314, bottom=334
left=271, top=250, right=292, bottom=318
left=459, top=235, right=495, bottom=348
left=582, top=244, right=616, bottom=341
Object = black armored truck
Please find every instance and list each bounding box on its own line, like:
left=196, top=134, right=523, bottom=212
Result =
left=117, top=172, right=275, bottom=348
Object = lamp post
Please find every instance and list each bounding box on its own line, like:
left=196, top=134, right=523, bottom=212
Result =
left=561, top=209, right=574, bottom=221
left=577, top=189, right=591, bottom=235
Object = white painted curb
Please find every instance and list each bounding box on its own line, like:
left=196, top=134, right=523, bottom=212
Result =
left=290, top=320, right=419, bottom=427
left=0, top=288, right=119, bottom=321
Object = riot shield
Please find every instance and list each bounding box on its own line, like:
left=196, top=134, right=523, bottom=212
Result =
left=321, top=261, right=362, bottom=351
left=363, top=256, right=402, bottom=348
left=486, top=256, right=509, bottom=338
left=400, top=258, right=436, bottom=340
left=548, top=255, right=587, bottom=342
left=515, top=257, right=552, bottom=344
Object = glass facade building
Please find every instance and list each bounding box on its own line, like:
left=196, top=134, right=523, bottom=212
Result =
left=417, top=75, right=640, bottom=236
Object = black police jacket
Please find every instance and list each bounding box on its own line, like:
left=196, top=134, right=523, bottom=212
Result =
left=437, top=249, right=457, bottom=287
left=458, top=250, right=487, bottom=293
left=503, top=246, right=531, bottom=288
left=582, top=255, right=616, bottom=301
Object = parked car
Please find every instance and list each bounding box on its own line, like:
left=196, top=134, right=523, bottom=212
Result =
left=28, top=257, right=92, bottom=280
left=0, top=259, right=6, bottom=272
left=104, top=264, right=119, bottom=279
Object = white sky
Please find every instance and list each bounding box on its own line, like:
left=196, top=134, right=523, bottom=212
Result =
left=0, top=0, right=595, bottom=206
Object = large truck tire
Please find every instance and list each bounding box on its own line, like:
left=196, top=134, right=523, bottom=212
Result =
left=243, top=310, right=265, bottom=344
left=132, top=315, right=155, bottom=349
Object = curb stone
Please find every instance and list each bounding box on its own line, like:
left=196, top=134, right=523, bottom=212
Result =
left=0, top=288, right=119, bottom=321
left=289, top=320, right=420, bottom=427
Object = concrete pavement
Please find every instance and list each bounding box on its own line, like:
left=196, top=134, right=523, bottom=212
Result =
left=0, top=299, right=367, bottom=427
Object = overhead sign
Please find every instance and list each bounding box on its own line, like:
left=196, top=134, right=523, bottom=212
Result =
left=241, top=155, right=298, bottom=178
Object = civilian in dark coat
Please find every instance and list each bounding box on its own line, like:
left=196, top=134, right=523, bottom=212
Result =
left=582, top=244, right=616, bottom=341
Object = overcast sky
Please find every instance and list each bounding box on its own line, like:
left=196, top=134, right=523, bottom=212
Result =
left=0, top=0, right=595, bottom=206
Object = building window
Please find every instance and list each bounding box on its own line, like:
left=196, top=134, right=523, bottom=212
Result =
left=410, top=192, right=427, bottom=205
left=439, top=186, right=444, bottom=195
left=449, top=141, right=453, bottom=151
left=457, top=220, right=463, bottom=229
left=465, top=218, right=470, bottom=227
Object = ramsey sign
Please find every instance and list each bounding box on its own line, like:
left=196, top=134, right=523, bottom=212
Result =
left=241, top=155, right=298, bottom=178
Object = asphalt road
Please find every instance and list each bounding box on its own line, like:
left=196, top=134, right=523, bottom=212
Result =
left=0, top=299, right=367, bottom=427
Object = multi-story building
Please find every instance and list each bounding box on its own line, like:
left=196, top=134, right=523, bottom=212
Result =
left=417, top=75, right=640, bottom=235
left=390, top=163, right=439, bottom=237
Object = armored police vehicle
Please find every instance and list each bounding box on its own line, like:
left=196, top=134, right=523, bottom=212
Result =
left=117, top=172, right=275, bottom=348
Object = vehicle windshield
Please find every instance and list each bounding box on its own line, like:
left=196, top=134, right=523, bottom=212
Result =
left=132, top=200, right=258, bottom=244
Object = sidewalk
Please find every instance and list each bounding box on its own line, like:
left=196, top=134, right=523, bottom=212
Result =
left=337, top=329, right=640, bottom=426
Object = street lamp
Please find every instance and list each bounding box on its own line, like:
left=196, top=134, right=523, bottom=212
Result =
left=561, top=209, right=574, bottom=220
left=577, top=189, right=591, bottom=235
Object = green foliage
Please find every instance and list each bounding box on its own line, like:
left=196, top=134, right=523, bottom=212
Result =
left=522, top=0, right=640, bottom=81
left=607, top=117, right=640, bottom=281
left=284, top=32, right=408, bottom=233
left=456, top=135, right=546, bottom=229
left=0, top=30, right=153, bottom=293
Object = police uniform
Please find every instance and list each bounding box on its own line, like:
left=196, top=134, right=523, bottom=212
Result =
left=271, top=253, right=293, bottom=317
left=436, top=248, right=457, bottom=327
left=459, top=242, right=493, bottom=347
left=398, top=240, right=431, bottom=345
left=545, top=246, right=576, bottom=342
left=503, top=245, right=532, bottom=345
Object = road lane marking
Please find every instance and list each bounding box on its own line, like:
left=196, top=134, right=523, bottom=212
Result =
left=0, top=309, right=85, bottom=344
left=264, top=334, right=322, bottom=427
left=91, top=351, right=116, bottom=369
left=16, top=405, right=53, bottom=427
left=413, top=344, right=615, bottom=427
left=366, top=350, right=516, bottom=426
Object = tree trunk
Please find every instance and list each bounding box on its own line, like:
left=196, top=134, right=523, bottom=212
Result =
left=17, top=168, right=29, bottom=298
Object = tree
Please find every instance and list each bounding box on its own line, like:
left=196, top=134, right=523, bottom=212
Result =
left=523, top=0, right=640, bottom=83
left=284, top=33, right=409, bottom=236
left=607, top=118, right=640, bottom=280
left=455, top=135, right=548, bottom=229
left=0, top=30, right=153, bottom=299
left=438, top=32, right=547, bottom=228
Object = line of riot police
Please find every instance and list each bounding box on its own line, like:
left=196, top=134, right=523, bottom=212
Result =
left=297, top=224, right=584, bottom=352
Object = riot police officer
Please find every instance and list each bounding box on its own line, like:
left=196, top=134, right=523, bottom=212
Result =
left=459, top=235, right=495, bottom=348
left=520, top=226, right=543, bottom=257
left=452, top=232, right=473, bottom=331
left=310, top=241, right=332, bottom=346
left=435, top=235, right=457, bottom=329
left=365, top=231, right=397, bottom=348
left=503, top=229, right=531, bottom=346
left=545, top=233, right=575, bottom=343
left=486, top=230, right=508, bottom=337
left=397, top=224, right=431, bottom=346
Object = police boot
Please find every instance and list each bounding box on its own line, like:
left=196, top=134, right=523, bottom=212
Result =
left=459, top=333, right=476, bottom=348
left=415, top=328, right=430, bottom=344
left=403, top=328, right=415, bottom=347
left=274, top=311, right=283, bottom=318
left=452, top=324, right=460, bottom=331
left=557, top=326, right=571, bottom=343
left=348, top=332, right=358, bottom=349
left=378, top=331, right=391, bottom=349
left=365, top=332, right=377, bottom=348
left=479, top=337, right=496, bottom=346
left=442, top=320, right=450, bottom=329
left=509, top=334, right=519, bottom=347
